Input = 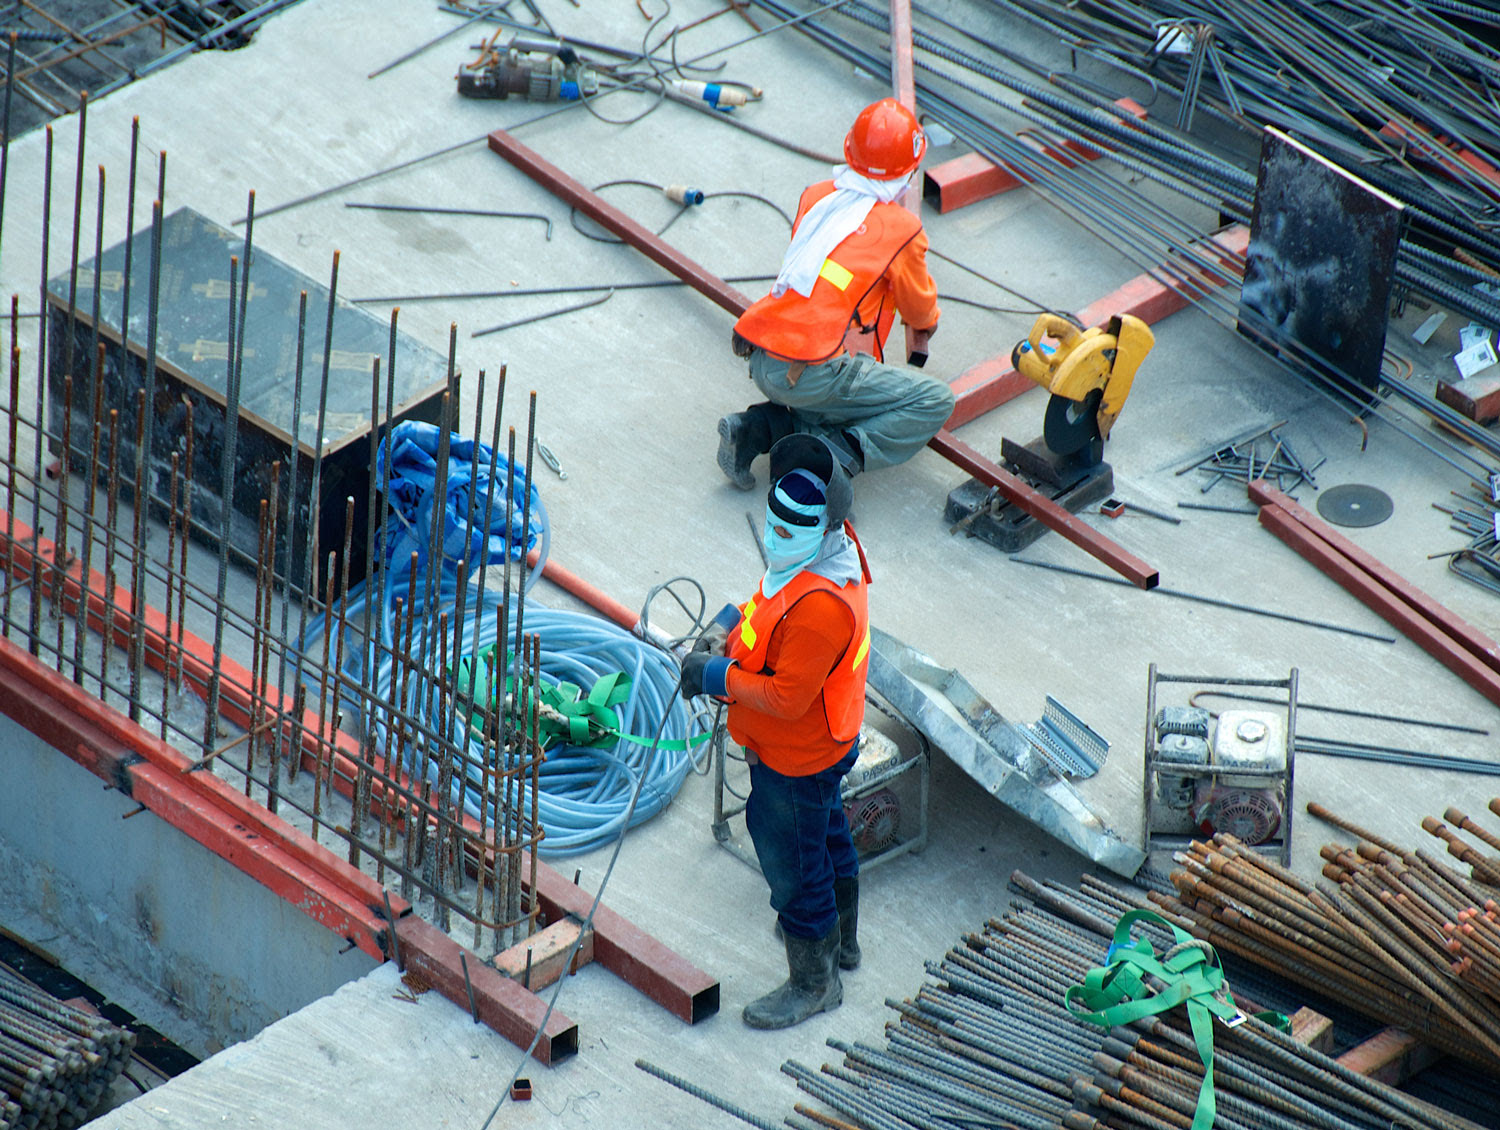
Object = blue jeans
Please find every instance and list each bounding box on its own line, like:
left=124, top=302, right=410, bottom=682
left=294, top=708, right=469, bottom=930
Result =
left=745, top=743, right=860, bottom=940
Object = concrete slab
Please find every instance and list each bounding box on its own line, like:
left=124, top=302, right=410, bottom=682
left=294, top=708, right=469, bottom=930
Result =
left=1, top=0, right=1498, bottom=1126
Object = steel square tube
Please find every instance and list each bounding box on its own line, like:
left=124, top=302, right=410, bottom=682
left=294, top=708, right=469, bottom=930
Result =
left=1255, top=502, right=1500, bottom=707
left=1250, top=481, right=1500, bottom=672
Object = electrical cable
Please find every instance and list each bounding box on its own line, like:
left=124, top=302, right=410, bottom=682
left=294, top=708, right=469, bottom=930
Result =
left=568, top=178, right=793, bottom=243
left=295, top=422, right=710, bottom=858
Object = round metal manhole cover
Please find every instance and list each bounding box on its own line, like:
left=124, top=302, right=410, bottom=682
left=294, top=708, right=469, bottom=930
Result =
left=1316, top=484, right=1394, bottom=528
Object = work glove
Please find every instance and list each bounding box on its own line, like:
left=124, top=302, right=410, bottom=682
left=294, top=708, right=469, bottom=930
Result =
left=681, top=650, right=735, bottom=701
left=691, top=602, right=742, bottom=655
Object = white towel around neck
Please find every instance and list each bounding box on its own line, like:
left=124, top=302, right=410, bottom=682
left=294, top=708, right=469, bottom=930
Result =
left=770, top=165, right=912, bottom=299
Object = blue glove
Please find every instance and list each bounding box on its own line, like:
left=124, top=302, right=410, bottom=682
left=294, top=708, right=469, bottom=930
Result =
left=681, top=651, right=734, bottom=700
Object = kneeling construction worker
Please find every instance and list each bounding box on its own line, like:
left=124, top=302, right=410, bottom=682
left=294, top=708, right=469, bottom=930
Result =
left=683, top=435, right=871, bottom=1028
left=719, top=97, right=954, bottom=490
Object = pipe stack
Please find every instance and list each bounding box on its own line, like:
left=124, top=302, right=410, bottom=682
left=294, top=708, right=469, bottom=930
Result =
left=1147, top=818, right=1500, bottom=1073
left=0, top=966, right=135, bottom=1129
left=781, top=872, right=1482, bottom=1130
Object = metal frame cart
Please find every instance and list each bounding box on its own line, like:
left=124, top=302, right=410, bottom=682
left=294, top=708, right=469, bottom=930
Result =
left=711, top=691, right=930, bottom=872
left=1142, top=664, right=1299, bottom=867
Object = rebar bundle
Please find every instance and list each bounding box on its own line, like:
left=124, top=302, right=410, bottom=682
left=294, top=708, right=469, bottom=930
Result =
left=0, top=965, right=135, bottom=1130
left=748, top=0, right=1500, bottom=477
left=1147, top=816, right=1500, bottom=1073
left=783, top=871, right=1484, bottom=1130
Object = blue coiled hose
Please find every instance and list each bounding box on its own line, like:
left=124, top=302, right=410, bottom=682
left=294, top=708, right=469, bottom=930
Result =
left=296, top=422, right=705, bottom=857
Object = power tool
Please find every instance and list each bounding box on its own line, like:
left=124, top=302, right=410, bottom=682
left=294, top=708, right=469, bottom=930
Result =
left=457, top=34, right=600, bottom=101
left=944, top=312, right=1155, bottom=552
left=1011, top=312, right=1155, bottom=474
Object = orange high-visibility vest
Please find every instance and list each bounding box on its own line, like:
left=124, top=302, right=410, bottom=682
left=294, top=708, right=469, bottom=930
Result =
left=733, top=181, right=925, bottom=364
left=726, top=526, right=872, bottom=775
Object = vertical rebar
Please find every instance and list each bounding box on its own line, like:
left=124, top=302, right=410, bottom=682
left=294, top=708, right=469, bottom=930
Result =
left=496, top=426, right=516, bottom=946
left=172, top=397, right=191, bottom=692
left=274, top=290, right=307, bottom=787
left=332, top=494, right=356, bottom=827
left=312, top=552, right=337, bottom=845
left=86, top=163, right=102, bottom=414
left=125, top=385, right=144, bottom=714
left=398, top=563, right=419, bottom=901
left=361, top=356, right=379, bottom=720
left=70, top=345, right=102, bottom=683
left=118, top=118, right=138, bottom=355
left=202, top=254, right=239, bottom=750
left=527, top=632, right=541, bottom=936
left=159, top=450, right=177, bottom=738
left=52, top=374, right=70, bottom=671
left=135, top=195, right=163, bottom=714
left=248, top=496, right=268, bottom=798
left=62, top=91, right=85, bottom=386
left=30, top=126, right=52, bottom=564
left=262, top=461, right=280, bottom=810
left=435, top=611, right=453, bottom=932
left=295, top=252, right=339, bottom=777
left=100, top=407, right=118, bottom=700
left=5, top=335, right=19, bottom=638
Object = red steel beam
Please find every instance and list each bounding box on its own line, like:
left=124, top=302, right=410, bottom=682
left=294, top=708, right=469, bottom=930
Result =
left=487, top=129, right=752, bottom=317
left=1254, top=504, right=1500, bottom=707
left=922, top=99, right=1148, bottom=214
left=1, top=510, right=718, bottom=1033
left=396, top=915, right=578, bottom=1063
left=1250, top=482, right=1500, bottom=673
left=946, top=224, right=1250, bottom=429
left=529, top=873, right=720, bottom=1024
left=929, top=429, right=1159, bottom=589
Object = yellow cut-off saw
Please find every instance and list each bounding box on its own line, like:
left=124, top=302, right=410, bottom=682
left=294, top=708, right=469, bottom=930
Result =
left=1011, top=313, right=1155, bottom=469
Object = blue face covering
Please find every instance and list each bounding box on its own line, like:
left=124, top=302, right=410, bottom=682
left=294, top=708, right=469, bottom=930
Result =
left=761, top=470, right=828, bottom=596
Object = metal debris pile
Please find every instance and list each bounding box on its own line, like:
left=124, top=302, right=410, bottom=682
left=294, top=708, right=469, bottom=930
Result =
left=0, top=965, right=134, bottom=1130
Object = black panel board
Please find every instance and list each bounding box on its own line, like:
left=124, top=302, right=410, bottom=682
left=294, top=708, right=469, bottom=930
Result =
left=45, top=208, right=449, bottom=589
left=1238, top=128, right=1403, bottom=394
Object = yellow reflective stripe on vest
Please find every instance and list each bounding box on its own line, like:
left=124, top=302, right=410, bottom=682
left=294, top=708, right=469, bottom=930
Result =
left=739, top=596, right=758, bottom=650
left=850, top=626, right=870, bottom=672
left=819, top=257, right=854, bottom=291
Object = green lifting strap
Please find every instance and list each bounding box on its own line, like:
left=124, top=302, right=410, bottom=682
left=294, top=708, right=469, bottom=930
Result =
left=453, top=645, right=712, bottom=753
left=1063, top=908, right=1286, bottom=1130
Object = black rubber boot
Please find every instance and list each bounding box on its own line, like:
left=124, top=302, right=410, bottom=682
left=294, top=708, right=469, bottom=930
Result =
left=742, top=926, right=842, bottom=1030
left=834, top=875, right=861, bottom=971
left=717, top=411, right=771, bottom=491
left=717, top=403, right=792, bottom=490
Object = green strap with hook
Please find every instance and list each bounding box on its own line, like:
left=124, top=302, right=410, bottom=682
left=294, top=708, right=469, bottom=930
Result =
left=1064, top=908, right=1287, bottom=1130
left=453, top=644, right=711, bottom=752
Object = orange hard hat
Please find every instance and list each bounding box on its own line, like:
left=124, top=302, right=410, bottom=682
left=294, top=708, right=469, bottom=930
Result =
left=843, top=98, right=927, bottom=180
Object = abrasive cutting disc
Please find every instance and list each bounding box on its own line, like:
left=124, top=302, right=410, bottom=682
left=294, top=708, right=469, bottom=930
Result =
left=1043, top=389, right=1103, bottom=458
left=1316, top=483, right=1393, bottom=528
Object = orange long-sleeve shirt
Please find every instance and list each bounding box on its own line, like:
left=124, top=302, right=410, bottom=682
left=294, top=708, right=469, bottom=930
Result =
left=856, top=222, right=940, bottom=340
left=724, top=589, right=856, bottom=775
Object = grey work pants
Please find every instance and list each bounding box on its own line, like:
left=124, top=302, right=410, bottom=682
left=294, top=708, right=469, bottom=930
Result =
left=748, top=348, right=955, bottom=473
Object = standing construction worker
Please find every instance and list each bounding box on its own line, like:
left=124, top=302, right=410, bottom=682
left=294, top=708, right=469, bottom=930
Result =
left=718, top=97, right=954, bottom=490
left=682, top=434, right=871, bottom=1029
